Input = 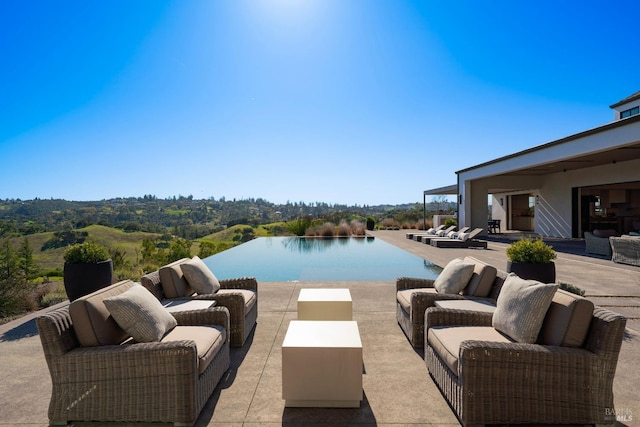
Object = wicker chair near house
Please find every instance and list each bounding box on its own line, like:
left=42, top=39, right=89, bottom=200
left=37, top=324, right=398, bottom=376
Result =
left=141, top=257, right=258, bottom=347
left=610, top=235, right=640, bottom=266
left=584, top=229, right=616, bottom=257
left=36, top=280, right=231, bottom=426
left=425, top=283, right=627, bottom=426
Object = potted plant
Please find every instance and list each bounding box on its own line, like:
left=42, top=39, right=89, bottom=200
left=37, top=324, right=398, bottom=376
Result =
left=366, top=217, right=375, bottom=231
left=63, top=241, right=113, bottom=301
left=505, top=237, right=557, bottom=283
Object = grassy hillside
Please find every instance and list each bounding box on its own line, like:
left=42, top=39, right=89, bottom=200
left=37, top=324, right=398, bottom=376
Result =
left=11, top=223, right=286, bottom=276
left=14, top=225, right=162, bottom=272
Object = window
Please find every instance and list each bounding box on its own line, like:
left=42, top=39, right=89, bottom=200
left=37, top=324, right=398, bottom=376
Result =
left=620, top=106, right=639, bottom=119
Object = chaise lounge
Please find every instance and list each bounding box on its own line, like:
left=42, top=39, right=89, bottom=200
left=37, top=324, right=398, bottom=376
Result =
left=430, top=227, right=487, bottom=248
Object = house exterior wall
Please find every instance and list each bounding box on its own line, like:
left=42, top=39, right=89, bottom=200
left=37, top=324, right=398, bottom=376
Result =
left=456, top=117, right=640, bottom=238
left=485, top=158, right=640, bottom=238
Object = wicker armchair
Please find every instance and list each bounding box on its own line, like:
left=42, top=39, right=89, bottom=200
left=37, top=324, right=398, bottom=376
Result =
left=584, top=231, right=614, bottom=257
left=396, top=257, right=505, bottom=348
left=37, top=304, right=230, bottom=426
left=610, top=236, right=640, bottom=266
left=425, top=305, right=626, bottom=426
left=141, top=258, right=258, bottom=347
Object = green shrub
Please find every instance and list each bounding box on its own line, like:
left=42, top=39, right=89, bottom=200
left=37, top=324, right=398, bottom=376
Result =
left=506, top=238, right=557, bottom=264
left=444, top=218, right=457, bottom=227
left=287, top=216, right=312, bottom=236
left=558, top=282, right=586, bottom=296
left=63, top=242, right=110, bottom=264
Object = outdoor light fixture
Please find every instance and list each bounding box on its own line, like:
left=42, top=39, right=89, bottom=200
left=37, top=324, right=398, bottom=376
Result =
left=499, top=198, right=504, bottom=206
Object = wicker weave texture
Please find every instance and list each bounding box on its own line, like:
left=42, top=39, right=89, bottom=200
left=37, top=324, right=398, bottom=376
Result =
left=584, top=232, right=613, bottom=257
left=37, top=306, right=230, bottom=425
left=141, top=269, right=258, bottom=347
left=610, top=236, right=640, bottom=266
left=425, top=306, right=627, bottom=426
left=396, top=277, right=497, bottom=348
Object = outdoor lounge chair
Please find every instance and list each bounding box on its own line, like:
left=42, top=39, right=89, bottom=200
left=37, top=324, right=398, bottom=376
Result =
left=430, top=227, right=487, bottom=248
left=425, top=284, right=626, bottom=426
left=405, top=224, right=445, bottom=240
left=420, top=226, right=470, bottom=244
left=36, top=280, right=231, bottom=425
left=413, top=225, right=457, bottom=242
left=141, top=257, right=258, bottom=347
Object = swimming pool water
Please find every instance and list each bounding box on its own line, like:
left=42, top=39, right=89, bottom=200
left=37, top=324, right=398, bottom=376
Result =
left=202, top=236, right=441, bottom=282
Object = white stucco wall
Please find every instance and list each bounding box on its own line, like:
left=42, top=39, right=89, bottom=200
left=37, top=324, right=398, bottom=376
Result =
left=456, top=117, right=640, bottom=238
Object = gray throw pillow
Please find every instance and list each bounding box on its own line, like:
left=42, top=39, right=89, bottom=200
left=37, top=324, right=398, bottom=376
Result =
left=492, top=273, right=558, bottom=343
left=434, top=258, right=476, bottom=294
left=104, top=284, right=177, bottom=342
left=180, top=256, right=221, bottom=294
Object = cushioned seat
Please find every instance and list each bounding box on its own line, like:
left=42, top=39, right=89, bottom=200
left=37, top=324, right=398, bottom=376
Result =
left=428, top=326, right=512, bottom=373
left=162, top=325, right=226, bottom=374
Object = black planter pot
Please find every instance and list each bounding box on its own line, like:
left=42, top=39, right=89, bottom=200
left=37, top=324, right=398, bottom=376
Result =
left=64, top=259, right=113, bottom=302
left=506, top=260, right=556, bottom=284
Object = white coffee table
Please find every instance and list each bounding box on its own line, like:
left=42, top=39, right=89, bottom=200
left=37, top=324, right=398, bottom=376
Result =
left=297, top=288, right=352, bottom=320
left=282, top=320, right=362, bottom=407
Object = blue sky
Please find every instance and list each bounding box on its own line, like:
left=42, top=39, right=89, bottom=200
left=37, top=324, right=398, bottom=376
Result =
left=1, top=1, right=638, bottom=205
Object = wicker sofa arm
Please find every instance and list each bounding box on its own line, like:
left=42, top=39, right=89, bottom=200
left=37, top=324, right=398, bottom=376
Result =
left=396, top=277, right=436, bottom=291
left=425, top=307, right=494, bottom=329
left=172, top=306, right=230, bottom=332
left=219, top=277, right=258, bottom=292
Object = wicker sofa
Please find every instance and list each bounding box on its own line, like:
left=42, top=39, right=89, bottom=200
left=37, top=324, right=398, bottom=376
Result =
left=425, top=288, right=627, bottom=426
left=610, top=235, right=640, bottom=266
left=36, top=279, right=231, bottom=426
left=396, top=256, right=504, bottom=348
left=141, top=257, right=258, bottom=347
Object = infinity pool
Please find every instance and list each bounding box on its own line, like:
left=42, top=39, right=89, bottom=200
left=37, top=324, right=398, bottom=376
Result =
left=202, top=236, right=441, bottom=282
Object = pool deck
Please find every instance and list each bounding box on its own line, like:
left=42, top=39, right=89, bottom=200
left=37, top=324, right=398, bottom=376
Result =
left=1, top=229, right=639, bottom=426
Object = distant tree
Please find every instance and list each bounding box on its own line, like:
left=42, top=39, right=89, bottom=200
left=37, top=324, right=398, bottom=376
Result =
left=167, top=239, right=192, bottom=262
left=19, top=238, right=38, bottom=281
left=0, top=239, right=28, bottom=317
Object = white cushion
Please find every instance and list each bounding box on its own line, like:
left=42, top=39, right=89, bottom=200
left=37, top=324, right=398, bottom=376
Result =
left=457, top=232, right=470, bottom=241
left=434, top=258, right=476, bottom=294
left=180, top=256, right=221, bottom=294
left=104, top=284, right=177, bottom=342
left=492, top=273, right=557, bottom=343
left=426, top=227, right=435, bottom=234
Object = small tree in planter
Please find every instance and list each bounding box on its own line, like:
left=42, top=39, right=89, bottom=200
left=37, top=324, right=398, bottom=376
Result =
left=506, top=238, right=557, bottom=283
left=63, top=242, right=113, bottom=302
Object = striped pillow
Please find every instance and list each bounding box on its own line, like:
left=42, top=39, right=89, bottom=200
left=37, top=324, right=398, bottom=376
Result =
left=492, top=273, right=557, bottom=343
left=104, top=284, right=177, bottom=342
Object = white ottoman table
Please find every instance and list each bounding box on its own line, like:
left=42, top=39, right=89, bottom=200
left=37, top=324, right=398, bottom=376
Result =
left=282, top=320, right=362, bottom=407
left=297, top=288, right=352, bottom=320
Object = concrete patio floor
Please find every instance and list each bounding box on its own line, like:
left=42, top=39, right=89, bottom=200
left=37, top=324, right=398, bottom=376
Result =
left=0, top=229, right=638, bottom=426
